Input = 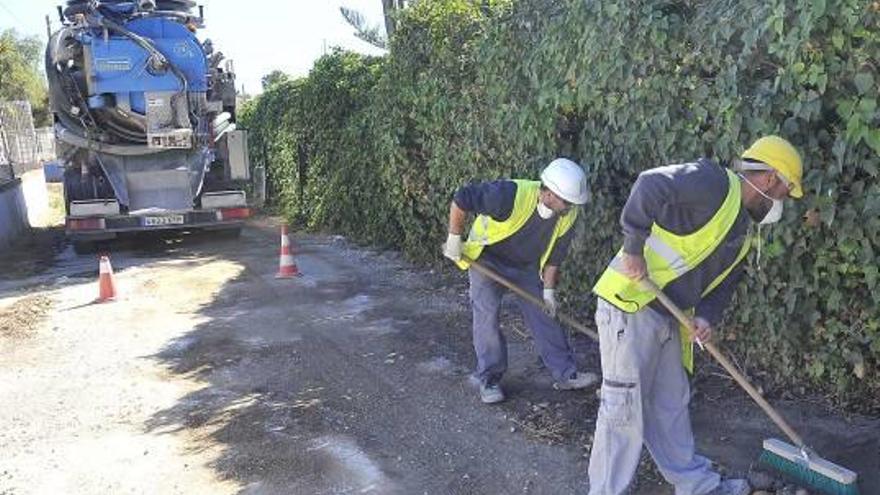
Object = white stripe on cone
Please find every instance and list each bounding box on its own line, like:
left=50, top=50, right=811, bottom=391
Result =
left=99, top=257, right=113, bottom=274
left=97, top=255, right=117, bottom=302
left=276, top=225, right=301, bottom=277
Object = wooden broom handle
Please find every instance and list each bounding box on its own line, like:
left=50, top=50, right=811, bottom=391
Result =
left=641, top=278, right=806, bottom=448
left=461, top=255, right=599, bottom=341
left=459, top=256, right=806, bottom=447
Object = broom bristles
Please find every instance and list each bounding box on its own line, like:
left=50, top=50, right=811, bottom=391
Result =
left=758, top=438, right=859, bottom=495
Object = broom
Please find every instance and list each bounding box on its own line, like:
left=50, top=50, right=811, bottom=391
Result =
left=641, top=279, right=859, bottom=495
left=459, top=254, right=859, bottom=493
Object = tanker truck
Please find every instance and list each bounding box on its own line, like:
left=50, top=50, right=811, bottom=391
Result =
left=46, top=0, right=251, bottom=252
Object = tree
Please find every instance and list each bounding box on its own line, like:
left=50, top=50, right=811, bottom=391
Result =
left=261, top=70, right=289, bottom=90
left=0, top=29, right=49, bottom=126
left=379, top=0, right=402, bottom=41
left=340, top=6, right=387, bottom=49
left=340, top=0, right=412, bottom=50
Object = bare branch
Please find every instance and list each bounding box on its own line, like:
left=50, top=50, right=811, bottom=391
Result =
left=340, top=6, right=387, bottom=50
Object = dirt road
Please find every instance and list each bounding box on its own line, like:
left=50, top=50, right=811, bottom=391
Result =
left=1, top=218, right=877, bottom=494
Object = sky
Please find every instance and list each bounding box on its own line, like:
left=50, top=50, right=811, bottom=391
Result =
left=0, top=0, right=388, bottom=94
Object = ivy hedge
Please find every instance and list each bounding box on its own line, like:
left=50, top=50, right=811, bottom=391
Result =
left=240, top=0, right=880, bottom=409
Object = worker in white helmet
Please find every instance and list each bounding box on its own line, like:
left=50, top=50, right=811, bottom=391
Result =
left=443, top=158, right=599, bottom=404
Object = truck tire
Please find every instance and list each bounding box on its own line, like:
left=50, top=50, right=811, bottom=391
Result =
left=72, top=240, right=96, bottom=255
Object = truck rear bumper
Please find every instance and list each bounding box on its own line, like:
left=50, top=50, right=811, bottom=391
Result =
left=66, top=207, right=249, bottom=240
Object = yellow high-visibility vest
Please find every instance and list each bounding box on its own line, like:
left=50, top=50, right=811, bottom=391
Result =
left=455, top=180, right=577, bottom=272
left=592, top=169, right=750, bottom=372
left=593, top=169, right=745, bottom=312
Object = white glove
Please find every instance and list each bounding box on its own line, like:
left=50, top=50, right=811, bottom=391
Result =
left=691, top=316, right=713, bottom=347
left=543, top=288, right=557, bottom=318
left=443, top=233, right=462, bottom=261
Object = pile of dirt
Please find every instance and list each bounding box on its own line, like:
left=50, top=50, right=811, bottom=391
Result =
left=0, top=294, right=53, bottom=339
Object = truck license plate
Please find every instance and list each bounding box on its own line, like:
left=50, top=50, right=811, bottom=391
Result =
left=144, top=215, right=185, bottom=226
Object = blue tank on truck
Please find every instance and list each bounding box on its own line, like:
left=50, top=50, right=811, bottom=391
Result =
left=46, top=0, right=251, bottom=253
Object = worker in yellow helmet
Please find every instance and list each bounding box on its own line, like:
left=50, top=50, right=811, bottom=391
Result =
left=588, top=136, right=803, bottom=495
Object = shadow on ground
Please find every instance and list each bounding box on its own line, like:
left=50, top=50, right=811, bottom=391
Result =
left=141, top=224, right=604, bottom=494
left=135, top=223, right=878, bottom=494
left=0, top=226, right=67, bottom=280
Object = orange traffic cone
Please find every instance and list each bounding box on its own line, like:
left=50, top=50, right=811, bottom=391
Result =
left=96, top=255, right=117, bottom=302
left=276, top=225, right=301, bottom=278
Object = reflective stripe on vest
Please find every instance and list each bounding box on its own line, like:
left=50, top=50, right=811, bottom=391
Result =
left=608, top=235, right=689, bottom=277
left=593, top=168, right=743, bottom=313
left=455, top=180, right=577, bottom=272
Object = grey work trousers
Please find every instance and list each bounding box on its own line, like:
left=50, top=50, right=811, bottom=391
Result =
left=588, top=299, right=720, bottom=495
left=468, top=261, right=577, bottom=385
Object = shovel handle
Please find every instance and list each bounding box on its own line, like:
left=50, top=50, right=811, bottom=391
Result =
left=640, top=278, right=806, bottom=448
left=460, top=255, right=599, bottom=342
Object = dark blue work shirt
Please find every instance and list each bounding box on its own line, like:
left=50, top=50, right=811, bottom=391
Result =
left=619, top=159, right=749, bottom=324
left=453, top=180, right=574, bottom=269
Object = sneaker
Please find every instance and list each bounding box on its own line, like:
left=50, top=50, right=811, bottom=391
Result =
left=554, top=371, right=599, bottom=390
left=704, top=479, right=750, bottom=495
left=479, top=383, right=505, bottom=404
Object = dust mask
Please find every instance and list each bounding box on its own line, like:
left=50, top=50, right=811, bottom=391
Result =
left=536, top=201, right=555, bottom=219
left=739, top=173, right=784, bottom=225
left=761, top=199, right=783, bottom=225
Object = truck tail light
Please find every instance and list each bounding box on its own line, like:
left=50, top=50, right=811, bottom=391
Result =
left=218, top=208, right=250, bottom=220
left=67, top=218, right=106, bottom=230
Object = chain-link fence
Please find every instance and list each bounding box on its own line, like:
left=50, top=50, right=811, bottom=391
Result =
left=34, top=127, right=55, bottom=162
left=0, top=136, right=11, bottom=184
left=1, top=100, right=56, bottom=185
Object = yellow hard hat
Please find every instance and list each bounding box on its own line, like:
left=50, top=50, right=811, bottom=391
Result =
left=741, top=135, right=804, bottom=198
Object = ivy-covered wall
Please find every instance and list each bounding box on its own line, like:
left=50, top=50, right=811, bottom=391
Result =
left=240, top=0, right=880, bottom=409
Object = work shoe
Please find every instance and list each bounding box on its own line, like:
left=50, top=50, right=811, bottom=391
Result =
left=703, top=478, right=750, bottom=495
left=479, top=383, right=505, bottom=404
left=554, top=371, right=599, bottom=390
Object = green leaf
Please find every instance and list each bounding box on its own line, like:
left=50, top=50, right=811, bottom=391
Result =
left=865, top=129, right=880, bottom=155
left=858, top=97, right=877, bottom=115
left=854, top=73, right=875, bottom=95
left=865, top=265, right=879, bottom=290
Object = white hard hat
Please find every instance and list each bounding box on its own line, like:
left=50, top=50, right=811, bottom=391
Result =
left=540, top=158, right=590, bottom=205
